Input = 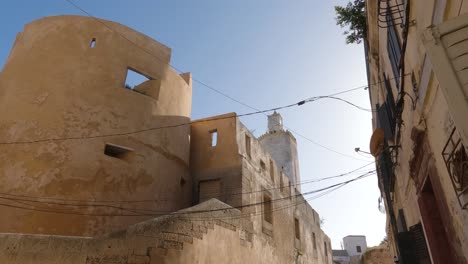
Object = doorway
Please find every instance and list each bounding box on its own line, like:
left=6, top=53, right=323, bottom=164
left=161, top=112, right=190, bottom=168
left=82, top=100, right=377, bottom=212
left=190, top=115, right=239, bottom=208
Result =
left=418, top=176, right=455, bottom=264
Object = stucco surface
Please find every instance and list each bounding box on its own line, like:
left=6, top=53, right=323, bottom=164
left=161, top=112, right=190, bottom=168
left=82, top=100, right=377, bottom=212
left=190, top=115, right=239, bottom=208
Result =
left=365, top=0, right=468, bottom=261
left=0, top=199, right=329, bottom=264
left=190, top=113, right=332, bottom=263
left=0, top=15, right=192, bottom=236
left=259, top=130, right=300, bottom=190
left=0, top=15, right=332, bottom=263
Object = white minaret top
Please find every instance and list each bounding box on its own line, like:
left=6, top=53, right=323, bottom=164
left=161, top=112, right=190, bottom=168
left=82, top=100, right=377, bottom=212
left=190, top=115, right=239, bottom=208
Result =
left=268, top=111, right=283, bottom=132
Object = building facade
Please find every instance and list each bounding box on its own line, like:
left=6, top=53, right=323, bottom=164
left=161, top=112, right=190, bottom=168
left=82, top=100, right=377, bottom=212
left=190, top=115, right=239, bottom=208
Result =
left=333, top=249, right=351, bottom=264
left=0, top=15, right=193, bottom=237
left=365, top=0, right=468, bottom=263
left=0, top=16, right=331, bottom=263
left=332, top=235, right=367, bottom=264
left=342, top=235, right=367, bottom=257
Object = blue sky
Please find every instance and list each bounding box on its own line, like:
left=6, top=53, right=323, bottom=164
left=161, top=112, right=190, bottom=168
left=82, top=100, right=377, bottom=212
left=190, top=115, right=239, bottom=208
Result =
left=0, top=0, right=385, bottom=248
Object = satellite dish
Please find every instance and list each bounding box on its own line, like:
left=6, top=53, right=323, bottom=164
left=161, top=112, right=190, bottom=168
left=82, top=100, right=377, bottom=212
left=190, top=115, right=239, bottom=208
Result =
left=370, top=128, right=385, bottom=157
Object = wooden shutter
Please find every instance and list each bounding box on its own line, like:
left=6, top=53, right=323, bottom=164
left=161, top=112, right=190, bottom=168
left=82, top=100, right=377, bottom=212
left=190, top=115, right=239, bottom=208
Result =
left=422, top=13, right=468, bottom=145
left=410, top=223, right=431, bottom=264
left=384, top=75, right=397, bottom=135
left=378, top=103, right=395, bottom=140
left=387, top=8, right=402, bottom=87
left=379, top=148, right=394, bottom=194
left=397, top=231, right=418, bottom=264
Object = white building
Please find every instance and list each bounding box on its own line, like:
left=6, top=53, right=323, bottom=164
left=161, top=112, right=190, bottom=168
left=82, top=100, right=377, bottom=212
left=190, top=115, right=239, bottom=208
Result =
left=343, top=235, right=367, bottom=256
left=333, top=235, right=367, bottom=264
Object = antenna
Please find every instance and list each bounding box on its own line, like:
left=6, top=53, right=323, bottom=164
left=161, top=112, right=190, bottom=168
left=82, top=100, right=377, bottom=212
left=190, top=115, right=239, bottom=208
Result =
left=369, top=128, right=385, bottom=157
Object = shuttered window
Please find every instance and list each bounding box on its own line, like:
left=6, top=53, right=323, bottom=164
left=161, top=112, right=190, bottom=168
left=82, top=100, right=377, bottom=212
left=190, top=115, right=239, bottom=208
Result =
left=384, top=74, right=397, bottom=135
left=377, top=103, right=395, bottom=140
left=397, top=223, right=431, bottom=264
left=387, top=7, right=402, bottom=88
left=410, top=223, right=431, bottom=264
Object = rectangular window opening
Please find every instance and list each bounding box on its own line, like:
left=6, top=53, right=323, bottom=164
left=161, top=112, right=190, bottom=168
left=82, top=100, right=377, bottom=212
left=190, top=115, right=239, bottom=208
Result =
left=125, top=68, right=151, bottom=90
left=280, top=173, right=284, bottom=192
left=245, top=134, right=251, bottom=158
left=104, top=143, right=134, bottom=161
left=263, top=193, right=273, bottom=224
left=386, top=7, right=402, bottom=88
left=312, top=233, right=317, bottom=250
left=210, top=129, right=218, bottom=147
left=260, top=160, right=266, bottom=171
left=325, top=242, right=328, bottom=256
left=90, top=38, right=96, bottom=48
left=294, top=218, right=300, bottom=239
left=356, top=245, right=362, bottom=253
left=269, top=160, right=275, bottom=182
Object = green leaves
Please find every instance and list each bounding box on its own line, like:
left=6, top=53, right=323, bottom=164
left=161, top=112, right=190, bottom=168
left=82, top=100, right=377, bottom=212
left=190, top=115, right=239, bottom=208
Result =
left=335, top=0, right=366, bottom=44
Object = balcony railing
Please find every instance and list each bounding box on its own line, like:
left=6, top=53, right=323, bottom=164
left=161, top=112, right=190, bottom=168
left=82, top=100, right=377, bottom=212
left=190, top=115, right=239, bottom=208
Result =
left=378, top=0, right=405, bottom=28
left=442, top=127, right=468, bottom=209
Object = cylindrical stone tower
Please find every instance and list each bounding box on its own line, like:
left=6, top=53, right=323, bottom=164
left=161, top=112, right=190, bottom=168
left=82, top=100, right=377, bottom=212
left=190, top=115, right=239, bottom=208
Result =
left=0, top=16, right=192, bottom=236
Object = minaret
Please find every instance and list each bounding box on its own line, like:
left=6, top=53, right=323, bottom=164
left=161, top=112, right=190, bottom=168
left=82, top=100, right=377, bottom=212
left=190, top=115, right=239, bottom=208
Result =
left=260, top=112, right=301, bottom=191
left=268, top=111, right=283, bottom=132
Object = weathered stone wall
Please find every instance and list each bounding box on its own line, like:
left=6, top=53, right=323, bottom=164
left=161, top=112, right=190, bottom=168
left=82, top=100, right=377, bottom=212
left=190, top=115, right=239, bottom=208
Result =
left=0, top=16, right=192, bottom=237
left=190, top=113, right=332, bottom=263
left=0, top=199, right=328, bottom=264
left=360, top=246, right=393, bottom=264
left=259, top=129, right=301, bottom=190
left=190, top=113, right=243, bottom=208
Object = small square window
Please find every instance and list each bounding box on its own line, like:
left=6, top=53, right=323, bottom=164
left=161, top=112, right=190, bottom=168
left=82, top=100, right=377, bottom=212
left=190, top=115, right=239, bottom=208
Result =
left=356, top=245, right=362, bottom=253
left=210, top=129, right=218, bottom=147
left=104, top=143, right=134, bottom=161
left=124, top=68, right=150, bottom=90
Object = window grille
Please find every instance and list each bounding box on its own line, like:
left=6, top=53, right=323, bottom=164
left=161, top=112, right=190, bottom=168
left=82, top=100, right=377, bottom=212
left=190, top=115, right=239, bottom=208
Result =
left=442, top=127, right=468, bottom=209
left=378, top=0, right=405, bottom=28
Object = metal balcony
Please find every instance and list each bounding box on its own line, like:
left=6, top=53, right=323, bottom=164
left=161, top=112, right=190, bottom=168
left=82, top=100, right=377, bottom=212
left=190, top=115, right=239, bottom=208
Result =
left=442, top=127, right=468, bottom=209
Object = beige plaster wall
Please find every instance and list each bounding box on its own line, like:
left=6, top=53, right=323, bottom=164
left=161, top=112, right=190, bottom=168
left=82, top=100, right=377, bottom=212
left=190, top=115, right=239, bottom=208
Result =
left=190, top=113, right=243, bottom=208
left=190, top=113, right=332, bottom=263
left=365, top=0, right=468, bottom=261
left=259, top=130, right=301, bottom=191
left=0, top=16, right=192, bottom=237
left=0, top=199, right=330, bottom=264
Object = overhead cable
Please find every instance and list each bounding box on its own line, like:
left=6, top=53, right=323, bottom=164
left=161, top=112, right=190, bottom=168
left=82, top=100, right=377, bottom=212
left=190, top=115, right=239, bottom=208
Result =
left=62, top=0, right=382, bottom=162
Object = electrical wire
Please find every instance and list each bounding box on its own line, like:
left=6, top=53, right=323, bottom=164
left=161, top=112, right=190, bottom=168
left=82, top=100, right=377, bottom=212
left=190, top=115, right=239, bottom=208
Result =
left=0, top=93, right=374, bottom=145
left=0, top=171, right=375, bottom=218
left=306, top=96, right=376, bottom=112
left=61, top=0, right=380, bottom=162
left=0, top=162, right=374, bottom=208
left=0, top=161, right=375, bottom=205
